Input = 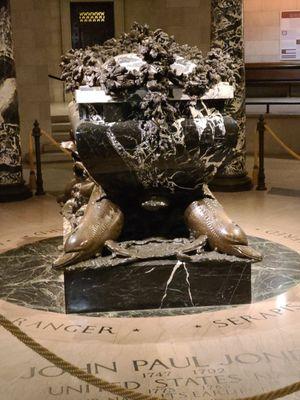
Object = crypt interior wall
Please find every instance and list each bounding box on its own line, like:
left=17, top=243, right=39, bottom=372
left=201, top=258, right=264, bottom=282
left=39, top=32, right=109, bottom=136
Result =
left=8, top=0, right=300, bottom=158
left=51, top=0, right=211, bottom=104
left=244, top=1, right=300, bottom=156
left=244, top=0, right=300, bottom=63
left=123, top=0, right=211, bottom=52
left=45, top=0, right=300, bottom=96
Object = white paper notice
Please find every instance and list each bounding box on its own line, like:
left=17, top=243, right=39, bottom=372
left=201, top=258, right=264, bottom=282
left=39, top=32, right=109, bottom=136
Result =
left=281, top=10, right=300, bottom=60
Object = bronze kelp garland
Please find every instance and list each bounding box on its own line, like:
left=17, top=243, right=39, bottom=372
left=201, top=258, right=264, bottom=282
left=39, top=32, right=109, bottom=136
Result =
left=60, top=23, right=236, bottom=139
left=60, top=22, right=236, bottom=97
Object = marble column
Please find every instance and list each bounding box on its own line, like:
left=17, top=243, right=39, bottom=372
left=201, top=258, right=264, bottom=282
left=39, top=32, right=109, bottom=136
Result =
left=210, top=0, right=252, bottom=191
left=0, top=0, right=31, bottom=201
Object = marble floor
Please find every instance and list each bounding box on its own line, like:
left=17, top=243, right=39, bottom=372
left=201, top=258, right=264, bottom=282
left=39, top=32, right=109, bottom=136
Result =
left=0, top=157, right=300, bottom=400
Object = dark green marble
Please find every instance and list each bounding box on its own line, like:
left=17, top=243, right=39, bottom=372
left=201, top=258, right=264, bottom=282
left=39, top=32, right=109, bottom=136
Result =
left=0, top=236, right=300, bottom=317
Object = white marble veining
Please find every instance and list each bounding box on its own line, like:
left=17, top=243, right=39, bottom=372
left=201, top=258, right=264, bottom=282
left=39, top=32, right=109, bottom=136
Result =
left=75, top=82, right=234, bottom=104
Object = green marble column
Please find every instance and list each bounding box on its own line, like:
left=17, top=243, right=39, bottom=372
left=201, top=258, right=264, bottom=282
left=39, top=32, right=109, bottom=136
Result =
left=0, top=0, right=31, bottom=201
left=210, top=0, right=252, bottom=191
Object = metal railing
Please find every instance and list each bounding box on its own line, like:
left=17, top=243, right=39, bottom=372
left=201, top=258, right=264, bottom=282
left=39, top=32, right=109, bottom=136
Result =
left=28, top=120, right=72, bottom=196
left=252, top=114, right=300, bottom=191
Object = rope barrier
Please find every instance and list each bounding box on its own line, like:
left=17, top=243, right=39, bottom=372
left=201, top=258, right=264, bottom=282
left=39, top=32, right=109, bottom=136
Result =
left=1, top=311, right=300, bottom=400
left=27, top=127, right=72, bottom=190
left=0, top=312, right=160, bottom=400
left=40, top=129, right=72, bottom=158
left=21, top=120, right=300, bottom=398
left=264, top=124, right=300, bottom=161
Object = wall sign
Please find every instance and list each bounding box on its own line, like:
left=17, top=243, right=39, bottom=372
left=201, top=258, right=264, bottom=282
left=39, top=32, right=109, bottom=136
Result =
left=281, top=11, right=300, bottom=60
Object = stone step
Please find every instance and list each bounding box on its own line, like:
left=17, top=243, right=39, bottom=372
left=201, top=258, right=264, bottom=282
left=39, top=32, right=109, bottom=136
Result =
left=41, top=152, right=71, bottom=163
left=51, top=114, right=69, bottom=124
left=52, top=122, right=71, bottom=133
left=23, top=151, right=70, bottom=164
left=43, top=104, right=71, bottom=163
left=42, top=143, right=62, bottom=153
left=50, top=103, right=69, bottom=117
left=52, top=131, right=71, bottom=142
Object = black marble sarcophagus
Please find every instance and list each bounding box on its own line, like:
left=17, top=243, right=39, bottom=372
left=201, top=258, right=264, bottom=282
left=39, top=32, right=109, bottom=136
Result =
left=56, top=24, right=261, bottom=313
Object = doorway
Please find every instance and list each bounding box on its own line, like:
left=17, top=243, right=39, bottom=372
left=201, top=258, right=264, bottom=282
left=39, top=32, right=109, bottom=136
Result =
left=70, top=1, right=114, bottom=49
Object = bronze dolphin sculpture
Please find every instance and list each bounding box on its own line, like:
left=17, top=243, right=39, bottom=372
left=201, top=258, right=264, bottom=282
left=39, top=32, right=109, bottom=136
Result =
left=53, top=185, right=124, bottom=269
left=184, top=197, right=262, bottom=261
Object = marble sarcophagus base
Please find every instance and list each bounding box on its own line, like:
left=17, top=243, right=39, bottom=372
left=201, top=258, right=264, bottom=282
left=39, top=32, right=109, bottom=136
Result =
left=64, top=252, right=251, bottom=313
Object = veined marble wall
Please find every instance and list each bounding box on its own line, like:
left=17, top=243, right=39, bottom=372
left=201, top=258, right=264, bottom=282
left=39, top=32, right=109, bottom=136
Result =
left=10, top=0, right=51, bottom=157
left=211, top=0, right=250, bottom=187
left=0, top=0, right=22, bottom=185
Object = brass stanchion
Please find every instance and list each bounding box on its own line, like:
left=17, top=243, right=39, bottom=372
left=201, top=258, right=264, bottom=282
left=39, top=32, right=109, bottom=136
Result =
left=28, top=132, right=36, bottom=190
left=256, top=115, right=267, bottom=191
left=32, top=120, right=45, bottom=196
left=252, top=129, right=259, bottom=186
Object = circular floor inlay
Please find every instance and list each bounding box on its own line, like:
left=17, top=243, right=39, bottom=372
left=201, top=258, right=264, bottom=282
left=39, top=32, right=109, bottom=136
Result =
left=0, top=236, right=299, bottom=317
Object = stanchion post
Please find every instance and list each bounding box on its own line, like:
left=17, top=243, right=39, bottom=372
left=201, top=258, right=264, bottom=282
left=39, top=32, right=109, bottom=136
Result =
left=256, top=114, right=267, bottom=191
left=32, top=120, right=45, bottom=196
